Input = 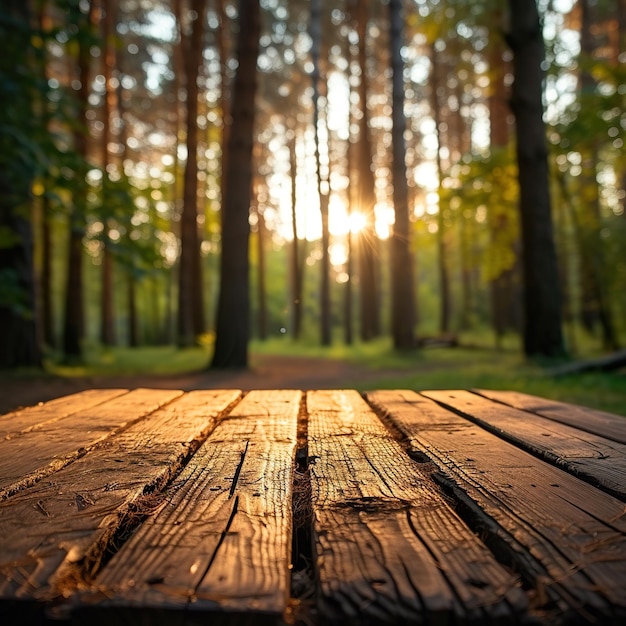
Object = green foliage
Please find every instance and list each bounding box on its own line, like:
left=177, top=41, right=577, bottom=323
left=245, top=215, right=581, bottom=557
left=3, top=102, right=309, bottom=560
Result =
left=446, top=147, right=519, bottom=283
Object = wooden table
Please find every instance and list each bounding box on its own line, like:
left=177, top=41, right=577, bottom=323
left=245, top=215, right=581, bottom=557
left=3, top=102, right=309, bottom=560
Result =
left=1, top=388, right=625, bottom=625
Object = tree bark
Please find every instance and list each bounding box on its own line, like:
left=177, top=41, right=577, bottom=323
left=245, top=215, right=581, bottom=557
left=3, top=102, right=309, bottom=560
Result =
left=310, top=0, right=332, bottom=346
left=430, top=44, right=451, bottom=335
left=177, top=0, right=206, bottom=347
left=62, top=0, right=96, bottom=361
left=356, top=0, right=380, bottom=341
left=100, top=0, right=117, bottom=347
left=0, top=0, right=41, bottom=370
left=288, top=129, right=303, bottom=339
left=389, top=0, right=415, bottom=349
left=506, top=0, right=565, bottom=358
left=211, top=0, right=261, bottom=368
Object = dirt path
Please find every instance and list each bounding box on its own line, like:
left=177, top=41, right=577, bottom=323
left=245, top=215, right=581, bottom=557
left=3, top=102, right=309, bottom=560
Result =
left=0, top=354, right=402, bottom=414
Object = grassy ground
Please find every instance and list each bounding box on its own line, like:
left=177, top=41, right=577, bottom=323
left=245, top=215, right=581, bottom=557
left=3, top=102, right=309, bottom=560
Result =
left=31, top=335, right=626, bottom=416
left=252, top=336, right=626, bottom=416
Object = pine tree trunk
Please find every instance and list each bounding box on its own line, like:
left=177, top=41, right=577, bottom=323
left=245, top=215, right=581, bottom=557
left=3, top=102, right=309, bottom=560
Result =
left=100, top=0, right=117, bottom=346
left=389, top=0, right=415, bottom=349
left=430, top=45, right=451, bottom=335
left=0, top=0, right=41, bottom=370
left=310, top=0, right=332, bottom=346
left=211, top=0, right=261, bottom=368
left=506, top=0, right=565, bottom=358
left=356, top=0, right=380, bottom=341
left=288, top=130, right=303, bottom=339
left=177, top=0, right=206, bottom=347
left=63, top=1, right=96, bottom=361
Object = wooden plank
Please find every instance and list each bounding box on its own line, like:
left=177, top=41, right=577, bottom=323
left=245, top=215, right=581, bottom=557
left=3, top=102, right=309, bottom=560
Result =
left=422, top=389, right=626, bottom=501
left=0, top=389, right=241, bottom=621
left=80, top=390, right=300, bottom=625
left=0, top=388, right=184, bottom=500
left=0, top=389, right=128, bottom=438
left=367, top=389, right=626, bottom=623
left=474, top=389, right=626, bottom=445
left=307, top=390, right=526, bottom=625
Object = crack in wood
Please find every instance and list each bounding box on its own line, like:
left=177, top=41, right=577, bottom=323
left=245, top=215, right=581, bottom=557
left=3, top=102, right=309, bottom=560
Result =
left=192, top=494, right=240, bottom=597
left=229, top=441, right=249, bottom=499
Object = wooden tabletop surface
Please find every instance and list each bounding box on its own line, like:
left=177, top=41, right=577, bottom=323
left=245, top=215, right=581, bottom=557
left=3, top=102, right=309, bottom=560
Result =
left=0, top=388, right=624, bottom=625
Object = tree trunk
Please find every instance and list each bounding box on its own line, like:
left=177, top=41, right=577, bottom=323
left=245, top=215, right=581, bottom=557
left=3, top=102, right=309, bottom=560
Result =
left=488, top=31, right=522, bottom=346
left=356, top=0, right=380, bottom=341
left=256, top=202, right=268, bottom=340
left=0, top=0, right=41, bottom=368
left=430, top=45, right=451, bottom=335
left=127, top=266, right=139, bottom=347
left=211, top=0, right=261, bottom=368
left=177, top=0, right=206, bottom=347
left=310, top=0, right=332, bottom=346
left=506, top=0, right=565, bottom=358
left=100, top=0, right=117, bottom=347
left=576, top=0, right=618, bottom=350
left=389, top=0, right=415, bottom=349
left=288, top=129, right=303, bottom=339
left=62, top=0, right=96, bottom=361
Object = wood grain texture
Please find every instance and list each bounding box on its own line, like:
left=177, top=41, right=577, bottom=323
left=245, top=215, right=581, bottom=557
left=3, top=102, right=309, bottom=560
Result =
left=0, top=388, right=183, bottom=499
left=422, top=389, right=626, bottom=501
left=367, top=389, right=626, bottom=623
left=0, top=390, right=240, bottom=610
left=0, top=389, right=128, bottom=438
left=84, top=390, right=301, bottom=624
left=474, top=389, right=626, bottom=445
left=307, top=390, right=526, bottom=625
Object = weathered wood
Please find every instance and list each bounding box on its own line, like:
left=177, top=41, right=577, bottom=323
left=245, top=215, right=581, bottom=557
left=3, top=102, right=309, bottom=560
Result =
left=307, top=390, right=526, bottom=625
left=81, top=390, right=300, bottom=625
left=475, top=389, right=626, bottom=445
left=422, top=389, right=626, bottom=501
left=0, top=388, right=183, bottom=500
left=0, top=389, right=240, bottom=617
left=367, top=389, right=626, bottom=624
left=0, top=388, right=128, bottom=438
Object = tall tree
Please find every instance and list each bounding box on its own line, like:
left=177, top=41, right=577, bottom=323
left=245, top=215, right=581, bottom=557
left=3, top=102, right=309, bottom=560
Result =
left=287, top=125, right=303, bottom=340
left=177, top=0, right=206, bottom=347
left=211, top=0, right=261, bottom=368
left=389, top=0, right=415, bottom=349
left=99, top=0, right=118, bottom=347
left=488, top=24, right=521, bottom=347
left=506, top=0, right=565, bottom=357
left=575, top=0, right=618, bottom=350
left=354, top=0, right=380, bottom=341
left=430, top=43, right=452, bottom=335
left=0, top=0, right=42, bottom=368
left=62, top=0, right=97, bottom=361
left=310, top=0, right=332, bottom=346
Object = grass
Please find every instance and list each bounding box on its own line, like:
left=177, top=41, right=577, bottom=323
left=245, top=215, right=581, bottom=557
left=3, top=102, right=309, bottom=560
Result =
left=24, top=334, right=626, bottom=417
left=252, top=335, right=626, bottom=416
left=46, top=344, right=211, bottom=377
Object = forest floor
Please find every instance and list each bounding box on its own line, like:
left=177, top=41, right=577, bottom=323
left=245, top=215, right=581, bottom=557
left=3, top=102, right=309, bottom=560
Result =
left=0, top=354, right=407, bottom=414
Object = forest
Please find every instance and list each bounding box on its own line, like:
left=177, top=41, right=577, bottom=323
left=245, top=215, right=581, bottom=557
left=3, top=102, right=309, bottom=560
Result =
left=0, top=0, right=624, bottom=372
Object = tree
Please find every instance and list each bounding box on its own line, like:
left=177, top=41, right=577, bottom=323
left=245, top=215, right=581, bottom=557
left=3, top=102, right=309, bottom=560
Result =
left=354, top=0, right=380, bottom=341
left=0, top=1, right=43, bottom=368
left=177, top=0, right=207, bottom=347
left=99, top=0, right=118, bottom=347
left=62, top=0, right=97, bottom=361
left=506, top=0, right=565, bottom=358
left=310, top=0, right=332, bottom=346
left=211, top=0, right=261, bottom=368
left=389, top=0, right=415, bottom=349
